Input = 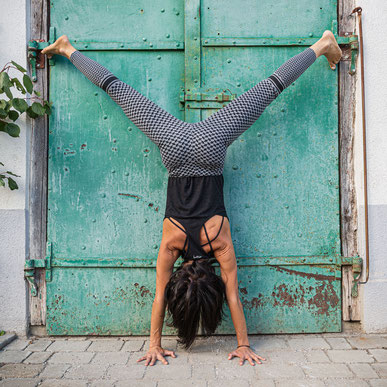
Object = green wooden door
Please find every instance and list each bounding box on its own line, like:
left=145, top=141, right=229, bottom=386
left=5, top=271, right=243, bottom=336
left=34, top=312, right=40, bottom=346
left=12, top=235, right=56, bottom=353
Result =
left=47, top=0, right=342, bottom=335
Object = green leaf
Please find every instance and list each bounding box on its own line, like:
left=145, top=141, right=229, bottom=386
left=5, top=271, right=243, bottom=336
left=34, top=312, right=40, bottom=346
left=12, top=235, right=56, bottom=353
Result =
left=0, top=72, right=11, bottom=89
left=8, top=110, right=19, bottom=121
left=33, top=90, right=41, bottom=97
left=23, top=74, right=33, bottom=94
left=12, top=98, right=28, bottom=113
left=0, top=99, right=6, bottom=109
left=44, top=102, right=52, bottom=115
left=31, top=102, right=46, bottom=116
left=5, top=122, right=20, bottom=137
left=7, top=177, right=18, bottom=190
left=11, top=60, right=27, bottom=73
left=4, top=85, right=13, bottom=99
left=26, top=106, right=38, bottom=118
left=0, top=120, right=6, bottom=132
left=0, top=109, right=7, bottom=118
left=0, top=161, right=4, bottom=166
left=6, top=171, right=20, bottom=177
left=0, top=178, right=5, bottom=187
left=11, top=78, right=26, bottom=94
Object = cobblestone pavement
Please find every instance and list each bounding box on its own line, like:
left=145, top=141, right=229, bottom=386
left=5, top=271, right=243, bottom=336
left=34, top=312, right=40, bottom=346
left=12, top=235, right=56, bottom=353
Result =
left=0, top=333, right=386, bottom=386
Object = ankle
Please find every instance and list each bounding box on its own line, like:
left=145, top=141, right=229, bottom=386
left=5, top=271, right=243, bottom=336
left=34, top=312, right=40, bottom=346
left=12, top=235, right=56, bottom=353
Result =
left=310, top=38, right=329, bottom=58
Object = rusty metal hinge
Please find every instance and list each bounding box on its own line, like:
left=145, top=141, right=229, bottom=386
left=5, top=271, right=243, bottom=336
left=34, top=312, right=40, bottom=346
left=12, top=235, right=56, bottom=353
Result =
left=27, top=27, right=56, bottom=82
left=24, top=241, right=53, bottom=296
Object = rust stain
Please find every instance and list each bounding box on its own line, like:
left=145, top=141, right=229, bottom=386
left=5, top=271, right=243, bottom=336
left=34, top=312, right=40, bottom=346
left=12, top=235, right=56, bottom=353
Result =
left=155, top=206, right=159, bottom=212
left=274, top=266, right=336, bottom=281
left=80, top=143, right=87, bottom=150
left=148, top=203, right=154, bottom=208
left=308, top=283, right=339, bottom=314
left=240, top=287, right=248, bottom=295
left=118, top=193, right=142, bottom=200
left=272, top=283, right=297, bottom=307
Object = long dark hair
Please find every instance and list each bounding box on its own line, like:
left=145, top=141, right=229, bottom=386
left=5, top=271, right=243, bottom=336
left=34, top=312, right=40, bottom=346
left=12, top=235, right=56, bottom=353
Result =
left=164, top=258, right=227, bottom=349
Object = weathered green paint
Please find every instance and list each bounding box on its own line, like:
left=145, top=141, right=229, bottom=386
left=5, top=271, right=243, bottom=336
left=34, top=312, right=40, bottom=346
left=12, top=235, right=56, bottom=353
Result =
left=47, top=0, right=345, bottom=335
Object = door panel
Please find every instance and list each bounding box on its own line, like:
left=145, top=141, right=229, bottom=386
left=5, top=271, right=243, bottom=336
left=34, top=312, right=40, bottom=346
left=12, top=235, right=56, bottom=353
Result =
left=47, top=0, right=341, bottom=335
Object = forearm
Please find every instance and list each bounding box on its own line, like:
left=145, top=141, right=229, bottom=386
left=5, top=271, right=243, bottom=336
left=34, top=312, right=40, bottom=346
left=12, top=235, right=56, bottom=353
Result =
left=149, top=297, right=167, bottom=348
left=227, top=297, right=250, bottom=346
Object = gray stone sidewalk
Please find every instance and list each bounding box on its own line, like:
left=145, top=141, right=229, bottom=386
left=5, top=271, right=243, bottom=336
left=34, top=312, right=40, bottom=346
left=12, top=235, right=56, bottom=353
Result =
left=0, top=333, right=386, bottom=386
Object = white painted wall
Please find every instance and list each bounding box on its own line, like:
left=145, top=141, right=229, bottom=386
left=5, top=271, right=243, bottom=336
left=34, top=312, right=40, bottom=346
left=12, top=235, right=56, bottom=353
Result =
left=354, top=0, right=387, bottom=332
left=0, top=0, right=386, bottom=336
left=0, top=0, right=29, bottom=335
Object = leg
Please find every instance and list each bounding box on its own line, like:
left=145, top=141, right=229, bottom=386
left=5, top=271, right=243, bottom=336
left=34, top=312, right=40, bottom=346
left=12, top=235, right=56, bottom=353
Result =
left=196, top=30, right=342, bottom=148
left=42, top=35, right=189, bottom=148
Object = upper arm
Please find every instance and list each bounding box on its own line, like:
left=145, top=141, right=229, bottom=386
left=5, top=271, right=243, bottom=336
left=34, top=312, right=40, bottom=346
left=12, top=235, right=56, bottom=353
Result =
left=154, top=243, right=179, bottom=303
left=217, top=253, right=240, bottom=304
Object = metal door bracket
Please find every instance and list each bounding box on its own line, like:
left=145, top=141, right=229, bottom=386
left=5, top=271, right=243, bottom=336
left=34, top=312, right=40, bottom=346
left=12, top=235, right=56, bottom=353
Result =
left=337, top=35, right=359, bottom=75
left=27, top=27, right=56, bottom=82
left=337, top=256, right=363, bottom=297
left=179, top=88, right=237, bottom=110
left=24, top=242, right=53, bottom=296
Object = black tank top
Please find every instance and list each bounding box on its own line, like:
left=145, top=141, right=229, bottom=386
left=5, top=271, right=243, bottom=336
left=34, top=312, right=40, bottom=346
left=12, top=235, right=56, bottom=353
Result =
left=164, top=175, right=228, bottom=261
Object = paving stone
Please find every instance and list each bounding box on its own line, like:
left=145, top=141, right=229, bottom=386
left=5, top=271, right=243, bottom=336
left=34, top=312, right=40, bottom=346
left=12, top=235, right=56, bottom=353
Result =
left=38, top=363, right=71, bottom=379
left=187, top=351, right=230, bottom=364
left=25, top=340, right=53, bottom=352
left=48, top=351, right=95, bottom=364
left=121, top=340, right=144, bottom=352
left=0, top=350, right=31, bottom=363
left=158, top=381, right=207, bottom=387
left=192, top=364, right=216, bottom=379
left=327, top=350, right=374, bottom=363
left=87, top=340, right=124, bottom=352
left=287, top=337, right=330, bottom=350
left=304, top=349, right=330, bottom=363
left=143, top=364, right=192, bottom=380
left=89, top=381, right=116, bottom=387
left=263, top=349, right=307, bottom=364
left=322, top=379, right=369, bottom=386
left=2, top=339, right=32, bottom=351
left=160, top=338, right=179, bottom=351
left=0, top=378, right=40, bottom=387
left=301, top=363, right=353, bottom=378
left=63, top=364, right=108, bottom=380
left=249, top=336, right=289, bottom=350
left=368, top=380, right=387, bottom=387
left=371, top=363, right=387, bottom=378
left=275, top=379, right=325, bottom=387
left=46, top=340, right=91, bottom=352
left=0, top=363, right=44, bottom=378
left=0, top=334, right=17, bottom=351
left=325, top=337, right=352, bottom=349
left=348, top=363, right=379, bottom=378
left=347, top=336, right=387, bottom=349
left=208, top=381, right=250, bottom=387
left=105, top=364, right=146, bottom=380
left=216, top=361, right=257, bottom=378
left=115, top=381, right=157, bottom=387
left=369, top=349, right=387, bottom=362
left=254, top=363, right=305, bottom=379
left=91, top=351, right=130, bottom=364
left=39, top=380, right=87, bottom=387
left=23, top=351, right=52, bottom=364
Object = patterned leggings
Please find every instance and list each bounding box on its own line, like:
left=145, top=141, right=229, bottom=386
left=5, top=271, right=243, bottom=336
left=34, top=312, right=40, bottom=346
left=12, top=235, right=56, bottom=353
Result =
left=69, top=47, right=317, bottom=177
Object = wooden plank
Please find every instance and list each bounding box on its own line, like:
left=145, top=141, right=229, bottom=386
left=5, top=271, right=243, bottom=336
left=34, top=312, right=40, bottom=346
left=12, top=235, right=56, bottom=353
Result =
left=28, top=0, right=49, bottom=327
left=338, top=0, right=362, bottom=321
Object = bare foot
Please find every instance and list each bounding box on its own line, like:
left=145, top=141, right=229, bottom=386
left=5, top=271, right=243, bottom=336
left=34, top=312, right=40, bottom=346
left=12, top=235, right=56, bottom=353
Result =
left=321, top=30, right=342, bottom=70
left=41, top=35, right=76, bottom=59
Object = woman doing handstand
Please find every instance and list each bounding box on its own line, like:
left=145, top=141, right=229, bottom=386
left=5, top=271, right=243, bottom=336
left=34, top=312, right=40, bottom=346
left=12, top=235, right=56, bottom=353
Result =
left=42, top=30, right=342, bottom=366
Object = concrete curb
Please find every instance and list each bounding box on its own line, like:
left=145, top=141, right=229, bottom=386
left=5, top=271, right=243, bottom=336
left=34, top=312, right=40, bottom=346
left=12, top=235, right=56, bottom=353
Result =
left=0, top=333, right=17, bottom=350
